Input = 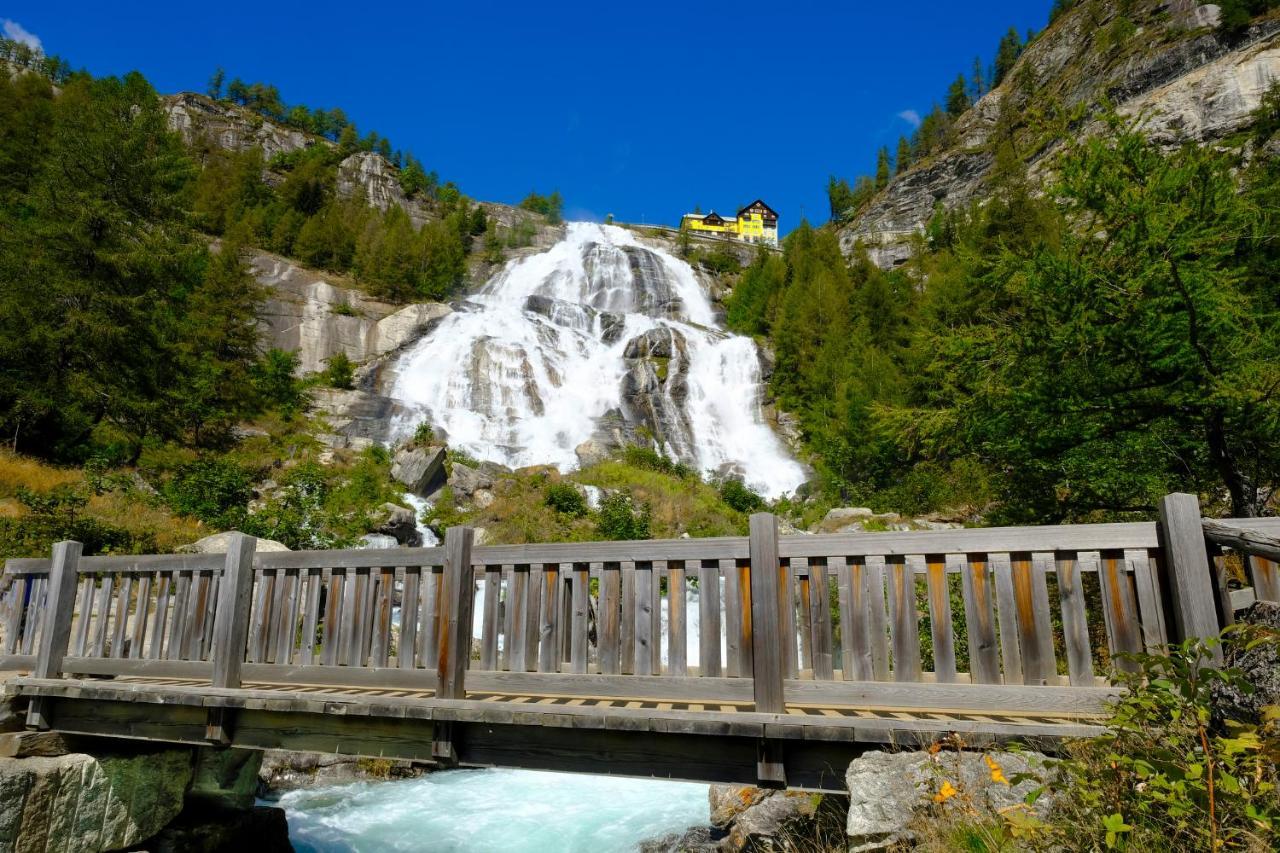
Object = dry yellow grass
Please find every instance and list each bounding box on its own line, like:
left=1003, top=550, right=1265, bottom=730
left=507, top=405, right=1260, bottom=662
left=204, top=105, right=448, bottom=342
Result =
left=0, top=451, right=82, bottom=497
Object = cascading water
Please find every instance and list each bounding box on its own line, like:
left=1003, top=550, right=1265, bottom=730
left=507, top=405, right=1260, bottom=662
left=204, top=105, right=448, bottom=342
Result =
left=386, top=223, right=805, bottom=498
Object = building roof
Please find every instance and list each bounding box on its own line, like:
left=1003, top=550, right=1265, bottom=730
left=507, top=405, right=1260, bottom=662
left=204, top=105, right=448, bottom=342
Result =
left=737, top=199, right=779, bottom=220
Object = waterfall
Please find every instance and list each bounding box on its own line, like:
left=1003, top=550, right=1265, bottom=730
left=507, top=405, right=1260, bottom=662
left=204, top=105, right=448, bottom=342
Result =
left=387, top=223, right=805, bottom=498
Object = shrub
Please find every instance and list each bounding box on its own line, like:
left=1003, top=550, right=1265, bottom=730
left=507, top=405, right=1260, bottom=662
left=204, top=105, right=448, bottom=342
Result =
left=241, top=462, right=345, bottom=549
left=718, top=477, right=764, bottom=513
left=322, top=352, right=355, bottom=389
left=622, top=445, right=694, bottom=479
left=0, top=486, right=145, bottom=557
left=595, top=492, right=651, bottom=540
left=253, top=348, right=307, bottom=418
left=162, top=458, right=253, bottom=528
left=412, top=422, right=436, bottom=447
left=545, top=483, right=588, bottom=518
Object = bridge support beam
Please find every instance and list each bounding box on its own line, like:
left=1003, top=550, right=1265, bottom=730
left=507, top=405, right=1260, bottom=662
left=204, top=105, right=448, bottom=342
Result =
left=749, top=513, right=787, bottom=788
left=26, top=540, right=82, bottom=729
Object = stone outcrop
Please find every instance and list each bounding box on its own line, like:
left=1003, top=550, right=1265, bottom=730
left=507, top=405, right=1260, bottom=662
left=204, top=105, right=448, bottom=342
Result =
left=184, top=531, right=291, bottom=553
left=163, top=92, right=317, bottom=162
left=844, top=749, right=1053, bottom=851
left=310, top=387, right=415, bottom=451
left=251, top=249, right=451, bottom=375
left=448, top=462, right=494, bottom=501
left=336, top=152, right=432, bottom=227
left=391, top=445, right=447, bottom=495
left=370, top=502, right=421, bottom=546
left=0, top=748, right=193, bottom=853
left=705, top=785, right=847, bottom=851
left=257, top=749, right=426, bottom=792
left=1211, top=600, right=1280, bottom=725
left=839, top=4, right=1280, bottom=267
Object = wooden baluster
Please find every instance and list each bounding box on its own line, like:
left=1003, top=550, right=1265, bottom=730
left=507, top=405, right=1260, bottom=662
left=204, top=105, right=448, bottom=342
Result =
left=795, top=559, right=812, bottom=674
left=1011, top=552, right=1055, bottom=685
left=836, top=556, right=865, bottom=681
left=480, top=565, right=501, bottom=670
left=129, top=575, right=151, bottom=660
left=620, top=561, right=636, bottom=675
left=650, top=560, right=664, bottom=674
left=111, top=575, right=132, bottom=658
left=808, top=558, right=834, bottom=680
left=666, top=561, right=686, bottom=677
left=500, top=565, right=516, bottom=671
left=72, top=577, right=94, bottom=657
left=370, top=566, right=394, bottom=667
left=90, top=575, right=113, bottom=658
left=523, top=563, right=543, bottom=673
left=634, top=561, right=655, bottom=676
left=925, top=555, right=956, bottom=683
left=697, top=559, right=721, bottom=677
left=571, top=562, right=591, bottom=675
left=778, top=558, right=797, bottom=679
left=991, top=554, right=1024, bottom=683
left=864, top=556, right=890, bottom=681
left=598, top=562, right=622, bottom=675
left=1055, top=551, right=1094, bottom=686
left=885, top=555, right=921, bottom=682
left=148, top=573, right=170, bottom=660
left=299, top=567, right=322, bottom=666
left=1099, top=549, right=1142, bottom=674
left=722, top=558, right=741, bottom=677
left=748, top=513, right=785, bottom=788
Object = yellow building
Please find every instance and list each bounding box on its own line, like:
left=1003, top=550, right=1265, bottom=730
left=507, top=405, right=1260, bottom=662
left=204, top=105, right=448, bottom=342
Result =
left=681, top=199, right=779, bottom=247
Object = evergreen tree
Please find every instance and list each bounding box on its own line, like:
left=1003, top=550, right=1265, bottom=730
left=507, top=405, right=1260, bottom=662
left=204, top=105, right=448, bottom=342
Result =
left=895, top=136, right=913, bottom=175
left=946, top=73, right=971, bottom=117
left=874, top=147, right=892, bottom=190
left=338, top=123, right=359, bottom=156
left=993, top=27, right=1024, bottom=86
left=827, top=175, right=856, bottom=221
left=207, top=68, right=226, bottom=100
left=969, top=56, right=986, bottom=101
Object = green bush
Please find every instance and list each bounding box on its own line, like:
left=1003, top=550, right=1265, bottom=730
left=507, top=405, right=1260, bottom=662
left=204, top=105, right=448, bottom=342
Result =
left=595, top=492, right=651, bottom=540
left=322, top=352, right=355, bottom=389
left=545, top=483, right=588, bottom=518
left=241, top=462, right=344, bottom=549
left=412, top=421, right=436, bottom=447
left=0, top=487, right=146, bottom=557
left=622, top=445, right=694, bottom=479
left=718, top=477, right=764, bottom=513
left=163, top=458, right=253, bottom=528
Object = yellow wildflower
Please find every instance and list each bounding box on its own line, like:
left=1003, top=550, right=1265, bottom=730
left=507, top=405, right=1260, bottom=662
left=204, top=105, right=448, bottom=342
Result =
left=984, top=754, right=1009, bottom=785
left=934, top=780, right=958, bottom=803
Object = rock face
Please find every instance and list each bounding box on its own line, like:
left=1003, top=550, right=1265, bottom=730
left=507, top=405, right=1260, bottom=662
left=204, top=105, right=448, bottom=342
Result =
left=310, top=387, right=416, bottom=450
left=448, top=462, right=494, bottom=501
left=251, top=249, right=451, bottom=375
left=838, top=5, right=1280, bottom=267
left=391, top=446, right=447, bottom=495
left=257, top=749, right=426, bottom=792
left=163, top=92, right=316, bottom=162
left=844, top=750, right=1053, bottom=851
left=706, top=785, right=845, bottom=852
left=0, top=748, right=193, bottom=853
left=336, top=152, right=433, bottom=227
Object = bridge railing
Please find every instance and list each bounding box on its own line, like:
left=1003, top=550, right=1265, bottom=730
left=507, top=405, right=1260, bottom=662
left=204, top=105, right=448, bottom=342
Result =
left=3, top=493, right=1277, bottom=721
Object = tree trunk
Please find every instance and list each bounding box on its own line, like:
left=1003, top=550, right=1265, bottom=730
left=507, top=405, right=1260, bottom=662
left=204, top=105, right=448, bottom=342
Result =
left=1206, top=408, right=1257, bottom=517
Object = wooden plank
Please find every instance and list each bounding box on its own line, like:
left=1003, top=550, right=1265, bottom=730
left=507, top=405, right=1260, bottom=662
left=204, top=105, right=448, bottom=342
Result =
left=991, top=554, right=1023, bottom=684
left=299, top=568, right=322, bottom=667
left=421, top=566, right=442, bottom=670
left=1247, top=555, right=1279, bottom=604
left=697, top=560, right=721, bottom=678
left=480, top=566, right=501, bottom=670
left=795, top=558, right=812, bottom=674
left=272, top=569, right=298, bottom=665
left=839, top=557, right=870, bottom=681
left=209, top=534, right=257, bottom=691
left=1202, top=518, right=1280, bottom=562
left=437, top=527, right=476, bottom=699
left=864, top=557, right=890, bottom=681
left=180, top=571, right=202, bottom=659
left=538, top=565, right=560, bottom=673
left=356, top=566, right=376, bottom=667
left=148, top=573, right=169, bottom=661
left=90, top=575, right=113, bottom=658
left=111, top=575, right=132, bottom=659
left=1099, top=549, right=1142, bottom=673
left=1011, top=553, right=1053, bottom=686
left=23, top=578, right=46, bottom=657
left=722, top=558, right=742, bottom=677
left=962, top=554, right=1000, bottom=685
left=1055, top=551, right=1094, bottom=686
left=557, top=564, right=571, bottom=667
left=500, top=565, right=515, bottom=671
left=246, top=569, right=272, bottom=665
left=885, top=555, right=920, bottom=682
left=599, top=562, right=621, bottom=675
left=808, top=558, right=834, bottom=680
left=571, top=562, right=590, bottom=675
left=650, top=560, right=664, bottom=674
left=524, top=562, right=544, bottom=673
left=322, top=568, right=344, bottom=667
left=201, top=573, right=220, bottom=658
left=634, top=562, right=654, bottom=676
left=618, top=561, right=636, bottom=676
left=1130, top=550, right=1168, bottom=653
left=129, top=575, right=151, bottom=660
left=748, top=514, right=785, bottom=715
left=370, top=567, right=394, bottom=667
left=72, top=577, right=94, bottom=657
left=169, top=571, right=192, bottom=661
left=1157, top=493, right=1221, bottom=660
left=925, top=555, right=956, bottom=683
left=508, top=565, right=528, bottom=673
left=778, top=558, right=798, bottom=679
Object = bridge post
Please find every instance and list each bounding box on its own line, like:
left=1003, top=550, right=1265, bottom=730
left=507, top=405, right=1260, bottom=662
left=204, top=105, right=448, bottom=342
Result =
left=206, top=533, right=257, bottom=743
left=749, top=512, right=787, bottom=787
left=1157, top=493, right=1223, bottom=665
left=434, top=525, right=475, bottom=762
left=26, top=540, right=83, bottom=729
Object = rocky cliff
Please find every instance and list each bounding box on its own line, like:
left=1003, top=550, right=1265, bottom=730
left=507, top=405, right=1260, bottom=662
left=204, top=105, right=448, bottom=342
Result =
left=839, top=2, right=1280, bottom=267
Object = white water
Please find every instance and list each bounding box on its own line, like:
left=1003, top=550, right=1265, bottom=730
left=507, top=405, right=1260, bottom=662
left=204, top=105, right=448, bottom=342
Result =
left=388, top=223, right=805, bottom=499
left=275, top=769, right=709, bottom=853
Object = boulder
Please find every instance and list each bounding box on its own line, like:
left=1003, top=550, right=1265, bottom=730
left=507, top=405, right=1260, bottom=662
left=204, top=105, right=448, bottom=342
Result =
left=708, top=785, right=843, bottom=851
left=257, top=750, right=425, bottom=792
left=473, top=489, right=496, bottom=510
left=188, top=748, right=263, bottom=811
left=0, top=748, right=193, bottom=852
left=575, top=439, right=612, bottom=467
left=448, top=462, right=493, bottom=500
left=845, top=750, right=1053, bottom=851
left=1212, top=600, right=1280, bottom=725
left=184, top=531, right=291, bottom=554
left=391, top=446, right=446, bottom=495
left=370, top=502, right=421, bottom=547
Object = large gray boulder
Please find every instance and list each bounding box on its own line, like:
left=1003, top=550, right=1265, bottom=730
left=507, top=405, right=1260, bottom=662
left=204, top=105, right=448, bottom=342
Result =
left=391, top=446, right=446, bottom=495
left=707, top=785, right=843, bottom=851
left=1212, top=600, right=1280, bottom=726
left=448, top=462, right=493, bottom=501
left=0, top=748, right=193, bottom=852
left=184, top=531, right=291, bottom=553
left=370, top=502, right=421, bottom=547
left=845, top=750, right=1053, bottom=851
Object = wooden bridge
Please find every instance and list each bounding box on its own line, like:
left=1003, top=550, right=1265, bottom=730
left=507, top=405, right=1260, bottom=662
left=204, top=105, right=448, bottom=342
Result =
left=1, top=494, right=1276, bottom=792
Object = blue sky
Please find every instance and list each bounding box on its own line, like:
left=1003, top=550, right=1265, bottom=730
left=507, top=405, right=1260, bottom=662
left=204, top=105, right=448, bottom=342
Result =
left=3, top=1, right=1053, bottom=231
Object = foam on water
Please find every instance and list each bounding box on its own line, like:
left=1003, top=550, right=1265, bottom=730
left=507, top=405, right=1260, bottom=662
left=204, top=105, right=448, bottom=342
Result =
left=387, top=223, right=805, bottom=498
left=275, top=768, right=709, bottom=853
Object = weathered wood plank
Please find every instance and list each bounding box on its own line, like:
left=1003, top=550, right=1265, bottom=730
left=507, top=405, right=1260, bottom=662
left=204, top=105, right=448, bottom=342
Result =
left=808, top=558, right=834, bottom=680
left=1055, top=552, right=1094, bottom=686
left=599, top=562, right=622, bottom=675
left=1011, top=553, right=1052, bottom=686
left=148, top=574, right=169, bottom=661
left=90, top=575, right=113, bottom=659
left=795, top=558, right=812, bottom=674
left=130, top=575, right=151, bottom=660
left=371, top=567, right=394, bottom=668
left=299, top=568, right=321, bottom=667
left=421, top=566, right=442, bottom=670
left=697, top=560, right=721, bottom=678
left=778, top=558, right=798, bottom=680
left=650, top=561, right=664, bottom=674
left=1202, top=518, right=1280, bottom=563
left=571, top=562, right=590, bottom=675
left=722, top=558, right=742, bottom=677
left=209, top=534, right=257, bottom=692
left=169, top=571, right=192, bottom=661
left=1247, top=555, right=1279, bottom=604
left=538, top=565, right=560, bottom=674
left=72, top=577, right=94, bottom=657
left=26, top=541, right=82, bottom=727
left=437, top=527, right=476, bottom=699
left=925, top=555, right=956, bottom=683
left=748, top=514, right=784, bottom=715
left=962, top=554, right=1000, bottom=685
left=991, top=554, right=1023, bottom=684
left=839, top=557, right=870, bottom=681
left=864, top=556, right=890, bottom=682
left=480, top=565, right=501, bottom=671
left=620, top=560, right=635, bottom=676
left=111, top=575, right=132, bottom=659
left=1098, top=549, right=1142, bottom=674
left=1158, top=494, right=1221, bottom=660
left=523, top=563, right=544, bottom=673
left=885, top=555, right=920, bottom=682
left=508, top=565, right=528, bottom=673
left=634, top=562, right=655, bottom=676
left=322, top=569, right=344, bottom=667
left=1130, top=550, right=1168, bottom=653
left=247, top=570, right=272, bottom=665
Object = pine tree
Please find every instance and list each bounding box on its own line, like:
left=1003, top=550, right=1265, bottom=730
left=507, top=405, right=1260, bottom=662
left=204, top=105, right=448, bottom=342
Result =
left=969, top=56, right=986, bottom=101
left=946, top=73, right=971, bottom=118
left=207, top=68, right=226, bottom=100
left=827, top=176, right=855, bottom=221
left=895, top=136, right=913, bottom=175
left=993, top=27, right=1023, bottom=87
left=874, top=147, right=892, bottom=190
